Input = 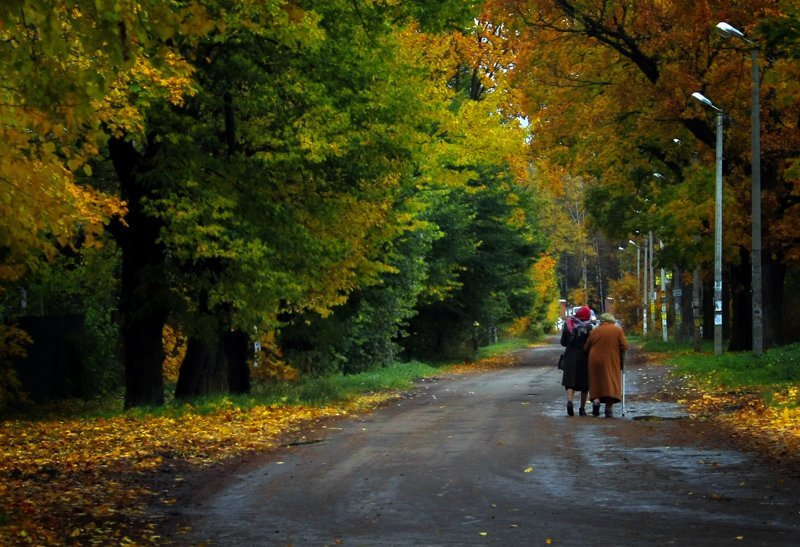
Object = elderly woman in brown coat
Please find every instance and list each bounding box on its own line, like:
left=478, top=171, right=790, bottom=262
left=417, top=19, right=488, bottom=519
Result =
left=584, top=313, right=629, bottom=417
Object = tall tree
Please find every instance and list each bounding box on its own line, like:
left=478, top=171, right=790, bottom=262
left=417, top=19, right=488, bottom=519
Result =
left=487, top=0, right=800, bottom=348
left=0, top=1, right=201, bottom=406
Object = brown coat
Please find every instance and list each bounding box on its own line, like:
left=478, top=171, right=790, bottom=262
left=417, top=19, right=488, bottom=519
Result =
left=584, top=322, right=629, bottom=403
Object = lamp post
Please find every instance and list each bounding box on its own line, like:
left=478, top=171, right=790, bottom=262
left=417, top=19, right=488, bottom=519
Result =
left=628, top=239, right=642, bottom=331
left=629, top=240, right=641, bottom=294
left=692, top=91, right=724, bottom=355
left=717, top=21, right=762, bottom=356
left=642, top=237, right=649, bottom=337
left=649, top=230, right=655, bottom=338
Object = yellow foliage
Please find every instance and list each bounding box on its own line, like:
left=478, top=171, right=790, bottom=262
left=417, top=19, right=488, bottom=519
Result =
left=0, top=2, right=196, bottom=284
left=506, top=316, right=531, bottom=338
left=251, top=330, right=299, bottom=383
left=0, top=324, right=31, bottom=410
left=162, top=325, right=187, bottom=384
left=687, top=390, right=800, bottom=465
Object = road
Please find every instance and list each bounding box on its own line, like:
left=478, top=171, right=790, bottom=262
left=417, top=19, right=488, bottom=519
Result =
left=174, top=340, right=800, bottom=546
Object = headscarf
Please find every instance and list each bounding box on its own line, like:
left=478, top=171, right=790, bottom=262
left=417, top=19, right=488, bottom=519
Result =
left=599, top=312, right=616, bottom=323
left=574, top=306, right=592, bottom=321
left=567, top=306, right=592, bottom=332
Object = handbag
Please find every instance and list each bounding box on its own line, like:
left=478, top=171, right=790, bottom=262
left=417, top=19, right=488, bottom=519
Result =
left=557, top=353, right=565, bottom=370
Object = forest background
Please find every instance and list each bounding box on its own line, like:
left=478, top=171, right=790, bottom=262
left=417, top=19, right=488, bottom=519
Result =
left=2, top=0, right=800, bottom=412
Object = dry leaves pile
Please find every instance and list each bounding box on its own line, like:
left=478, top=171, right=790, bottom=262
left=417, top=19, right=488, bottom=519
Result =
left=686, top=387, right=800, bottom=467
left=0, top=399, right=389, bottom=545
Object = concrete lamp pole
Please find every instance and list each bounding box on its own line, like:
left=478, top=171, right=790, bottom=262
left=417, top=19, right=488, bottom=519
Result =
left=692, top=91, right=724, bottom=356
left=717, top=21, right=763, bottom=356
left=626, top=240, right=643, bottom=331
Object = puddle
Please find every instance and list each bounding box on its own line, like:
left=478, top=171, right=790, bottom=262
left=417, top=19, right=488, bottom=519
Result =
left=541, top=400, right=688, bottom=420
left=623, top=401, right=689, bottom=420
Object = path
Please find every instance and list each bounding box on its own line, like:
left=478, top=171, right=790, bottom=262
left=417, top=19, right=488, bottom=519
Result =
left=172, top=341, right=800, bottom=546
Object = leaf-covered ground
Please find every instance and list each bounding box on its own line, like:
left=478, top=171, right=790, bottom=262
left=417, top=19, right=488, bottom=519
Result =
left=641, top=350, right=800, bottom=468
left=685, top=388, right=800, bottom=466
left=0, top=400, right=375, bottom=545
left=1, top=352, right=798, bottom=545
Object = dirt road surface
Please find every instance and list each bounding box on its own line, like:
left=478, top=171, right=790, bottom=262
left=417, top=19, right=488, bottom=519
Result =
left=172, top=340, right=800, bottom=546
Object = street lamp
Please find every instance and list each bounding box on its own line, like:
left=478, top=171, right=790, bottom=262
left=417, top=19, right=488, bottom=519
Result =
left=717, top=21, right=762, bottom=356
left=629, top=239, right=643, bottom=334
left=692, top=91, right=724, bottom=355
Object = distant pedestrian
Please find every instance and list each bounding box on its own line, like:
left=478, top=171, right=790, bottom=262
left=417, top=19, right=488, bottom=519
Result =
left=584, top=312, right=628, bottom=417
left=559, top=306, right=593, bottom=416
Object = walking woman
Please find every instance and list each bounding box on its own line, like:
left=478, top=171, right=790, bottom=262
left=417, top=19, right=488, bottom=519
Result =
left=559, top=306, right=593, bottom=416
left=584, top=313, right=629, bottom=417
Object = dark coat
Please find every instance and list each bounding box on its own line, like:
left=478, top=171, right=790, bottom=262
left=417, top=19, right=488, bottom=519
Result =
left=584, top=322, right=629, bottom=403
left=560, top=319, right=592, bottom=391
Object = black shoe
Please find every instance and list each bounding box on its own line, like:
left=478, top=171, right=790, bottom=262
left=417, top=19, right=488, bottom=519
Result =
left=592, top=403, right=601, bottom=416
left=567, top=401, right=574, bottom=416
left=578, top=406, right=586, bottom=416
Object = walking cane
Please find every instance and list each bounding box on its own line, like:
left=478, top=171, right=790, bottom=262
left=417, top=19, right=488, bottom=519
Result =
left=621, top=350, right=626, bottom=416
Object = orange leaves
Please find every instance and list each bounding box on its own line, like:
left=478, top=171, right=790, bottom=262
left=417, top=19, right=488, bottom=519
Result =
left=0, top=401, right=350, bottom=544
left=687, top=390, right=800, bottom=465
left=0, top=1, right=199, bottom=284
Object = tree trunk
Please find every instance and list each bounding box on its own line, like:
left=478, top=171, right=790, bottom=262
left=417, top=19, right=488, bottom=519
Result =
left=175, top=336, right=228, bottom=398
left=692, top=267, right=702, bottom=352
left=224, top=329, right=251, bottom=394
left=702, top=277, right=713, bottom=342
left=108, top=137, right=168, bottom=408
left=763, top=257, right=786, bottom=347
left=727, top=248, right=752, bottom=352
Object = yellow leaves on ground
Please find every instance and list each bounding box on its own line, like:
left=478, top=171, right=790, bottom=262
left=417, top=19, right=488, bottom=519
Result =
left=448, top=354, right=526, bottom=375
left=0, top=402, right=350, bottom=545
left=687, top=389, right=800, bottom=465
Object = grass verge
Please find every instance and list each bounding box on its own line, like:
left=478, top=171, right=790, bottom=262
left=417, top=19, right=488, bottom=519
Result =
left=642, top=340, right=800, bottom=408
left=639, top=339, right=800, bottom=467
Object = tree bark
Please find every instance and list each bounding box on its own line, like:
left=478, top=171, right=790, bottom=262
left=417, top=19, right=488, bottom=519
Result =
left=692, top=267, right=702, bottom=352
left=728, top=248, right=752, bottom=352
left=108, top=137, right=169, bottom=408
left=763, top=257, right=786, bottom=347
left=224, top=329, right=251, bottom=394
left=175, top=336, right=228, bottom=398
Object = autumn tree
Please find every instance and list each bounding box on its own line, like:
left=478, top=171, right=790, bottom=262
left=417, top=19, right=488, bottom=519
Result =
left=486, top=0, right=800, bottom=348
left=397, top=19, right=549, bottom=360
left=0, top=1, right=199, bottom=406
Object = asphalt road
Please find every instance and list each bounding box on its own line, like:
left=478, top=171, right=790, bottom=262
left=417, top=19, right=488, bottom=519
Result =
left=175, top=340, right=800, bottom=546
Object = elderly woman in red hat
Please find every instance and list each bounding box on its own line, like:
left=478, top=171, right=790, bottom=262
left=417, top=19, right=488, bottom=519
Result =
left=559, top=305, right=593, bottom=416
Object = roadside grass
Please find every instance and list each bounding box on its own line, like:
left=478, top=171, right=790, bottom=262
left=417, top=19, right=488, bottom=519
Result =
left=7, top=336, right=540, bottom=428
left=476, top=336, right=534, bottom=358
left=641, top=339, right=800, bottom=408
left=247, top=360, right=440, bottom=407
left=8, top=338, right=535, bottom=422
left=638, top=338, right=800, bottom=468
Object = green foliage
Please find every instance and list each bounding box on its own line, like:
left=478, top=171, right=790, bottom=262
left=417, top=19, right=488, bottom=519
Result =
left=251, top=360, right=438, bottom=406
left=647, top=340, right=800, bottom=398
left=279, top=218, right=440, bottom=375
left=0, top=243, right=122, bottom=399
left=1, top=0, right=560, bottom=407
left=404, top=172, right=544, bottom=361
left=0, top=325, right=31, bottom=412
